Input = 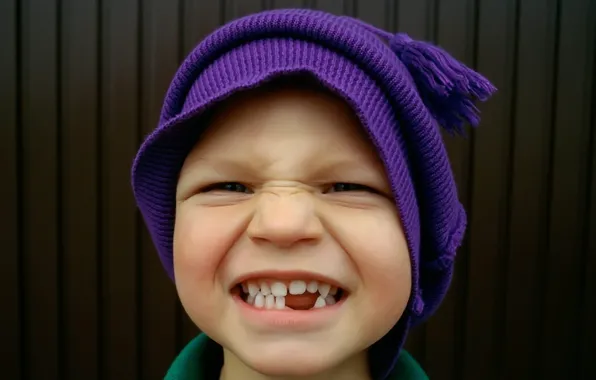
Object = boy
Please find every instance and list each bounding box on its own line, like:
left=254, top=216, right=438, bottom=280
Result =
left=131, top=8, right=495, bottom=380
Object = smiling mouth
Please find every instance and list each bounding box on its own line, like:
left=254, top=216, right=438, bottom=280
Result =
left=231, top=279, right=347, bottom=310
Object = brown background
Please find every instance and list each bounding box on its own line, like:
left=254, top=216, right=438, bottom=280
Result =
left=1, top=0, right=595, bottom=379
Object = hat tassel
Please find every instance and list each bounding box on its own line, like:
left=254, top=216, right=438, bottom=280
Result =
left=390, top=33, right=497, bottom=135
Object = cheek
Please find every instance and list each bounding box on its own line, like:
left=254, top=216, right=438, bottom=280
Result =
left=172, top=204, right=247, bottom=329
left=360, top=232, right=411, bottom=306
left=173, top=207, right=226, bottom=281
left=341, top=209, right=412, bottom=325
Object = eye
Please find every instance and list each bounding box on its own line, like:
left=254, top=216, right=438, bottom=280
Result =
left=326, top=183, right=375, bottom=193
left=201, top=182, right=253, bottom=194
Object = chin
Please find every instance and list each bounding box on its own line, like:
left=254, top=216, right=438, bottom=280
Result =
left=229, top=342, right=351, bottom=377
left=244, top=354, right=339, bottom=377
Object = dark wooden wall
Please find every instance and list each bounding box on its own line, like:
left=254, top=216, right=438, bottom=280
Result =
left=1, top=0, right=595, bottom=379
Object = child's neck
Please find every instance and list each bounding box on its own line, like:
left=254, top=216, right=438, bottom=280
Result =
left=219, top=348, right=371, bottom=380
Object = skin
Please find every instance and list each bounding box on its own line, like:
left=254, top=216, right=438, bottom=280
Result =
left=174, top=78, right=412, bottom=380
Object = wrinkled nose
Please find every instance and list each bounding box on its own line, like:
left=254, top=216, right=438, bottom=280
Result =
left=246, top=190, right=324, bottom=248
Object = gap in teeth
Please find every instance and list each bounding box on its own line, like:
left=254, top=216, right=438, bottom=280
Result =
left=239, top=279, right=342, bottom=310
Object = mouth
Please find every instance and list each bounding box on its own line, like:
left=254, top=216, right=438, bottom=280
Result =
left=231, top=277, right=348, bottom=311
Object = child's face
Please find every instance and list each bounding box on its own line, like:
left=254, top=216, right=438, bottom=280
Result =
left=174, top=82, right=411, bottom=377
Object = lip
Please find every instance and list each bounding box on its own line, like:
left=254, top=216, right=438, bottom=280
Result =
left=232, top=293, right=347, bottom=331
left=230, top=270, right=348, bottom=291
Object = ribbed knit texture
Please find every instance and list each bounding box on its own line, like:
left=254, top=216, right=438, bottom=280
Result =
left=131, top=8, right=495, bottom=380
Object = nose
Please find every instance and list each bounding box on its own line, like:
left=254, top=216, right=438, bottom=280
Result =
left=247, top=190, right=324, bottom=248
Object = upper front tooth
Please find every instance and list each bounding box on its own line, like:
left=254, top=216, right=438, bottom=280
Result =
left=260, top=281, right=271, bottom=295
left=270, top=282, right=287, bottom=297
left=247, top=282, right=259, bottom=297
left=318, top=283, right=331, bottom=297
left=289, top=280, right=307, bottom=295
left=306, top=281, right=318, bottom=293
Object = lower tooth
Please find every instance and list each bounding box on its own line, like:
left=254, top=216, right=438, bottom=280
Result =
left=265, top=294, right=275, bottom=309
left=254, top=293, right=265, bottom=308
left=313, top=296, right=326, bottom=309
left=247, top=294, right=255, bottom=305
left=275, top=296, right=285, bottom=310
left=325, top=295, right=336, bottom=305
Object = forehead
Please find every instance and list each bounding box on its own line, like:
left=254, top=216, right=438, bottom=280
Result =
left=189, top=76, right=378, bottom=161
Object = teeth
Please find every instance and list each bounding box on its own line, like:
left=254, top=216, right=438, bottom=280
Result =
left=313, top=296, right=326, bottom=308
left=254, top=293, right=265, bottom=308
left=245, top=291, right=339, bottom=310
left=247, top=282, right=259, bottom=297
left=270, top=282, right=288, bottom=297
left=289, top=280, right=307, bottom=295
left=318, top=283, right=331, bottom=298
left=260, top=281, right=271, bottom=296
left=275, top=296, right=285, bottom=310
left=241, top=279, right=342, bottom=306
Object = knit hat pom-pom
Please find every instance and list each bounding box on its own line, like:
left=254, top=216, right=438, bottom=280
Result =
left=390, top=33, right=497, bottom=135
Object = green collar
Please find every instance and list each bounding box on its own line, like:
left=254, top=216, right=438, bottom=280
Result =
left=165, top=333, right=428, bottom=380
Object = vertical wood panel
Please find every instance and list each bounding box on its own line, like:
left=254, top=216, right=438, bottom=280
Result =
left=541, top=0, right=594, bottom=377
left=355, top=0, right=389, bottom=30
left=0, top=0, right=21, bottom=378
left=397, top=0, right=433, bottom=40
left=181, top=0, right=223, bottom=58
left=101, top=0, right=140, bottom=378
left=21, top=0, right=61, bottom=378
left=313, top=0, right=345, bottom=15
left=465, top=0, right=517, bottom=379
left=60, top=0, right=100, bottom=379
left=224, top=0, right=263, bottom=21
left=426, top=0, right=476, bottom=378
left=580, top=67, right=596, bottom=377
left=504, top=1, right=557, bottom=378
left=580, top=7, right=596, bottom=371
left=270, top=0, right=307, bottom=9
left=140, top=0, right=181, bottom=377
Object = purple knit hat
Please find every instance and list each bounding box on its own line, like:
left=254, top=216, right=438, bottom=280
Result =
left=131, top=8, right=495, bottom=379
